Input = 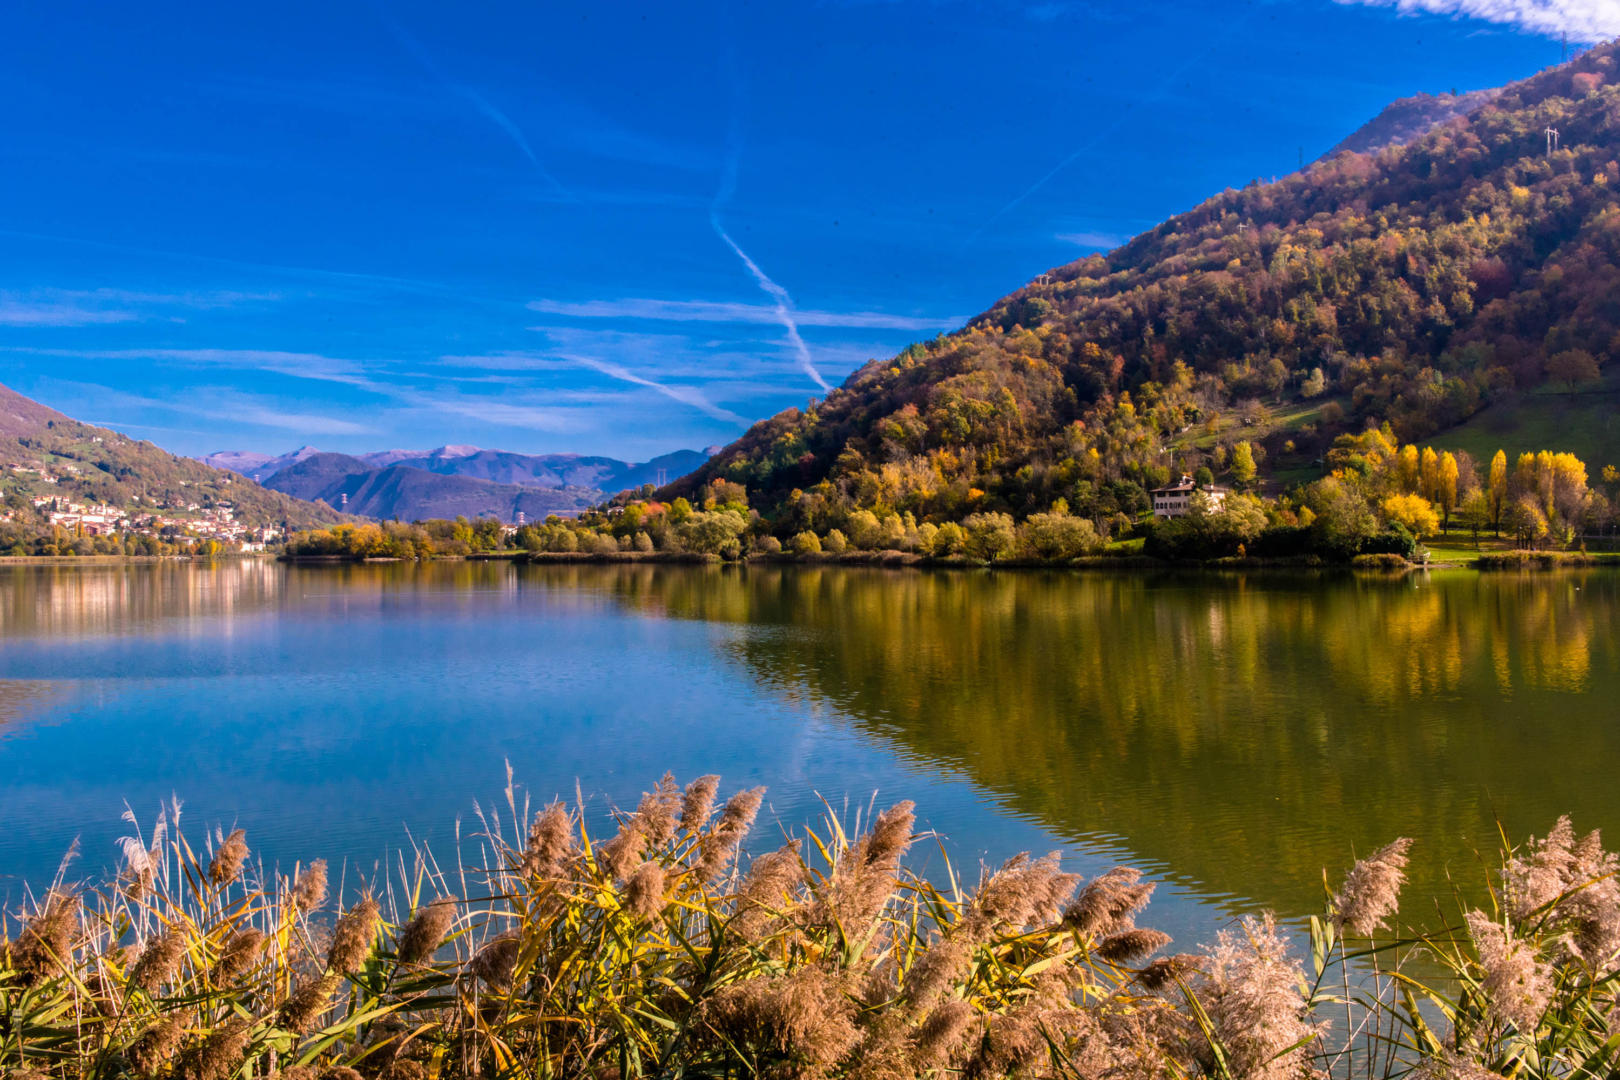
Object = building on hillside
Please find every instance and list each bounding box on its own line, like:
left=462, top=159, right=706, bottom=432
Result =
left=1150, top=475, right=1229, bottom=519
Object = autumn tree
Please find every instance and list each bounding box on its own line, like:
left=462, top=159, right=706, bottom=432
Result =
left=1230, top=441, right=1257, bottom=488
left=1419, top=446, right=1440, bottom=502
left=1437, top=452, right=1459, bottom=532
left=1381, top=493, right=1441, bottom=538
left=1397, top=445, right=1420, bottom=494
left=1546, top=349, right=1601, bottom=390
left=1488, top=450, right=1508, bottom=535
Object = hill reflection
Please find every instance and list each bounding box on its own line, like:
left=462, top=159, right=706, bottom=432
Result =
left=573, top=564, right=1620, bottom=917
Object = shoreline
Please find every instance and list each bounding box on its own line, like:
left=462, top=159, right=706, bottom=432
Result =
left=267, top=548, right=1618, bottom=572
left=4, top=549, right=1609, bottom=572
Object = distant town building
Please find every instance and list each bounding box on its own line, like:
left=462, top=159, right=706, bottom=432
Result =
left=1150, top=475, right=1228, bottom=519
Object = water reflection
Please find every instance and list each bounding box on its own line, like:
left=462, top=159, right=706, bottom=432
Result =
left=0, top=561, right=1613, bottom=926
left=578, top=565, right=1619, bottom=916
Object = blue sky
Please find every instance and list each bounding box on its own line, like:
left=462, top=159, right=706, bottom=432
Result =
left=0, top=1, right=1602, bottom=461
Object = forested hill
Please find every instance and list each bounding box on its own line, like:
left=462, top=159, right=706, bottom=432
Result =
left=0, top=383, right=344, bottom=531
left=670, top=44, right=1620, bottom=527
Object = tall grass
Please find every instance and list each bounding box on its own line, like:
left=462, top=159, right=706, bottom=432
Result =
left=3, top=774, right=1618, bottom=1079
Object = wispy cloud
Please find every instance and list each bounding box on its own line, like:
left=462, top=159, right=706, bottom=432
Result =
left=1334, top=0, right=1620, bottom=40
left=1056, top=230, right=1127, bottom=250
left=528, top=296, right=958, bottom=332
left=965, top=3, right=1264, bottom=244
left=561, top=354, right=748, bottom=425
left=8, top=346, right=386, bottom=392
left=0, top=288, right=276, bottom=327
left=379, top=11, right=575, bottom=199
left=708, top=70, right=830, bottom=393
left=34, top=378, right=381, bottom=437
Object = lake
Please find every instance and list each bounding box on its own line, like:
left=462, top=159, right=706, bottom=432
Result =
left=0, top=560, right=1613, bottom=947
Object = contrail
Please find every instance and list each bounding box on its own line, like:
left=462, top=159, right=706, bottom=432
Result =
left=378, top=8, right=574, bottom=200
left=710, top=81, right=830, bottom=392
left=564, top=354, right=748, bottom=425
left=964, top=1, right=1264, bottom=248
left=709, top=215, right=830, bottom=392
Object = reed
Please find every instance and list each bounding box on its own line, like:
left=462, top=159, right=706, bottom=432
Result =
left=3, top=778, right=1618, bottom=1079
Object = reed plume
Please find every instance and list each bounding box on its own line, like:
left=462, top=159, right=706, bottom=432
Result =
left=731, top=839, right=805, bottom=939
left=130, top=1015, right=187, bottom=1075
left=13, top=891, right=79, bottom=982
left=679, top=774, right=721, bottom=833
left=1064, top=866, right=1155, bottom=939
left=327, top=897, right=380, bottom=974
left=625, top=862, right=666, bottom=919
left=7, top=774, right=1618, bottom=1080
left=208, top=828, right=249, bottom=889
left=280, top=974, right=341, bottom=1035
left=1332, top=837, right=1412, bottom=936
left=634, top=773, right=682, bottom=846
left=1096, top=927, right=1173, bottom=965
left=468, top=931, right=521, bottom=990
left=292, top=859, right=329, bottom=912
left=522, top=800, right=575, bottom=877
left=1193, top=913, right=1319, bottom=1080
left=694, top=786, right=765, bottom=880
left=130, top=931, right=187, bottom=992
left=1465, top=910, right=1552, bottom=1032
left=396, top=898, right=458, bottom=966
left=188, top=1017, right=251, bottom=1080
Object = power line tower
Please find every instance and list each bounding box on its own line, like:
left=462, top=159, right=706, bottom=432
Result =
left=1546, top=126, right=1561, bottom=155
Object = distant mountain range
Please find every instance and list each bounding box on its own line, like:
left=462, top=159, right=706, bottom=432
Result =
left=199, top=445, right=714, bottom=521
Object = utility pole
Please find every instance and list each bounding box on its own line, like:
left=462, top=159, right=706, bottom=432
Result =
left=1546, top=126, right=1560, bottom=155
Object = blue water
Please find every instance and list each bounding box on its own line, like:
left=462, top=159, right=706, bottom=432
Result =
left=2, top=559, right=1614, bottom=950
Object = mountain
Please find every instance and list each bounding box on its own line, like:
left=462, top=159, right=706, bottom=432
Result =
left=206, top=444, right=712, bottom=520
left=371, top=447, right=711, bottom=491
left=0, top=383, right=344, bottom=530
left=1324, top=87, right=1502, bottom=159
left=667, top=45, right=1620, bottom=524
left=199, top=445, right=321, bottom=482
left=209, top=444, right=709, bottom=491
left=261, top=453, right=604, bottom=521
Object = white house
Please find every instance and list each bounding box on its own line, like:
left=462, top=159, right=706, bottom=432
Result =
left=1150, top=475, right=1229, bottom=519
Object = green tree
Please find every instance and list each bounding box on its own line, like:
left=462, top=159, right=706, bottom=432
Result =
left=962, top=512, right=1017, bottom=561
left=789, top=530, right=822, bottom=555
left=1230, top=442, right=1257, bottom=488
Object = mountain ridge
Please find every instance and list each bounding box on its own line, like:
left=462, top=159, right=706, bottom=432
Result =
left=261, top=452, right=608, bottom=521
left=203, top=444, right=712, bottom=521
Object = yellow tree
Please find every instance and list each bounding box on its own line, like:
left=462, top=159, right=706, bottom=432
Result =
left=1419, top=446, right=1440, bottom=501
left=1437, top=451, right=1460, bottom=532
left=1489, top=450, right=1508, bottom=535
left=1396, top=444, right=1420, bottom=493
left=1382, top=493, right=1441, bottom=538
left=1231, top=441, right=1257, bottom=487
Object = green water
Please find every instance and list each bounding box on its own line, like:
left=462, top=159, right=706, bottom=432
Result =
left=0, top=561, right=1613, bottom=939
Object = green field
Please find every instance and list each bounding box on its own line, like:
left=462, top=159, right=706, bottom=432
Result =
left=1431, top=373, right=1620, bottom=472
